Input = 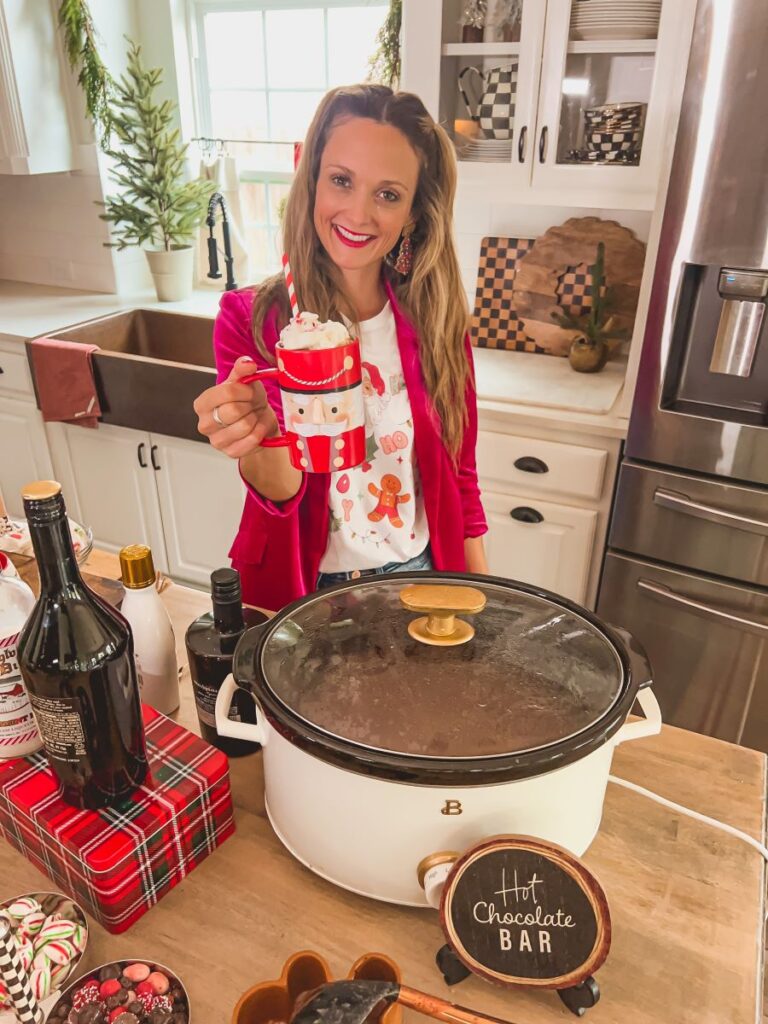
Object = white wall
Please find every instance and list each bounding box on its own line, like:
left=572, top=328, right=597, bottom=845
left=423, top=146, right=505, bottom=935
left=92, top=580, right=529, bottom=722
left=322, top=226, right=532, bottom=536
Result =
left=0, top=0, right=155, bottom=294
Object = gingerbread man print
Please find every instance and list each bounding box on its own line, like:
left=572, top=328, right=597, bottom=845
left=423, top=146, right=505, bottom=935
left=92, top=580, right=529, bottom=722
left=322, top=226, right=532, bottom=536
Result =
left=367, top=473, right=411, bottom=529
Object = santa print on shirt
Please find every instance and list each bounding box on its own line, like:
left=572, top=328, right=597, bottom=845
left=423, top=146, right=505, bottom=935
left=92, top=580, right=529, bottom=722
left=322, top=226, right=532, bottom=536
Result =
left=320, top=302, right=429, bottom=574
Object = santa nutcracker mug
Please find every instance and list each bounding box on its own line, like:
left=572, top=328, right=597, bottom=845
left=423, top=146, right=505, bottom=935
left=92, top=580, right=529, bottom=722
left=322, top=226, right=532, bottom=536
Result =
left=242, top=339, right=366, bottom=473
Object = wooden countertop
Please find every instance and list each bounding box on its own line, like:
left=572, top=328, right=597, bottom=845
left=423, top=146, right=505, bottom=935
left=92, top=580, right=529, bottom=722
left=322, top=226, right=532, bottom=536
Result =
left=2, top=563, right=766, bottom=1024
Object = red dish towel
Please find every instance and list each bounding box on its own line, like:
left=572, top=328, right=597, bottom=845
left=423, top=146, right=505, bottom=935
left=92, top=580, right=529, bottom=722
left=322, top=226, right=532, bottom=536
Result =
left=30, top=337, right=102, bottom=429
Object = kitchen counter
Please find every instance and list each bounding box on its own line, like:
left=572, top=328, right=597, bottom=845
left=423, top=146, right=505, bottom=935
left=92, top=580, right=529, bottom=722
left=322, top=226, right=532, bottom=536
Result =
left=1, top=562, right=765, bottom=1024
left=0, top=280, right=630, bottom=438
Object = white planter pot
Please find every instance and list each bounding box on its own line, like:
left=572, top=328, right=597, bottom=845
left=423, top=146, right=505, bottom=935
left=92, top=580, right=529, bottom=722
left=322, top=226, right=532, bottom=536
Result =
left=144, top=245, right=194, bottom=302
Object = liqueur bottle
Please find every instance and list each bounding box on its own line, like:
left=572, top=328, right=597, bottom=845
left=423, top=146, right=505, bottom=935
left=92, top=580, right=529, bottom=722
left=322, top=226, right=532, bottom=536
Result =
left=185, top=568, right=265, bottom=757
left=18, top=481, right=147, bottom=809
left=119, top=544, right=179, bottom=716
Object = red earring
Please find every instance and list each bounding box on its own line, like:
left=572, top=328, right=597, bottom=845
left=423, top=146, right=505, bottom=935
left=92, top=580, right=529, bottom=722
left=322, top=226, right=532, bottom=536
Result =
left=394, top=230, right=414, bottom=276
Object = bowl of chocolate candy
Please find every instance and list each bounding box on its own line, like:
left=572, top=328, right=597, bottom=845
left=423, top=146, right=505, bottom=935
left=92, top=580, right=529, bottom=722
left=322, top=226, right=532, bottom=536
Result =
left=0, top=891, right=88, bottom=1020
left=46, top=959, right=190, bottom=1024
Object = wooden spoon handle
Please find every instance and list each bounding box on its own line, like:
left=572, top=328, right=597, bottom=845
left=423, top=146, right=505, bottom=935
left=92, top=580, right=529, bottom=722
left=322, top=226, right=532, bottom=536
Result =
left=397, top=986, right=518, bottom=1024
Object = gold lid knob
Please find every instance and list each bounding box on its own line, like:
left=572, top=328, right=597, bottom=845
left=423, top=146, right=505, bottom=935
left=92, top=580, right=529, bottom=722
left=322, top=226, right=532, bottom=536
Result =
left=119, top=544, right=156, bottom=589
left=21, top=480, right=62, bottom=501
left=400, top=584, right=486, bottom=646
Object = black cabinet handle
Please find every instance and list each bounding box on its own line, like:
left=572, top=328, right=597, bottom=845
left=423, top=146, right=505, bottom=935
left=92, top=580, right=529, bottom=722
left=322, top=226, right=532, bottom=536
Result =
left=150, top=445, right=160, bottom=471
left=518, top=125, right=527, bottom=163
left=538, top=125, right=548, bottom=163
left=510, top=506, right=544, bottom=524
left=514, top=455, right=549, bottom=474
left=137, top=443, right=147, bottom=468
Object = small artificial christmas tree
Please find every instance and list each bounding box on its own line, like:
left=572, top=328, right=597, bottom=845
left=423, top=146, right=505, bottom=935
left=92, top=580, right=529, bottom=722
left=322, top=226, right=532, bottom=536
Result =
left=100, top=41, right=212, bottom=252
left=459, top=0, right=488, bottom=42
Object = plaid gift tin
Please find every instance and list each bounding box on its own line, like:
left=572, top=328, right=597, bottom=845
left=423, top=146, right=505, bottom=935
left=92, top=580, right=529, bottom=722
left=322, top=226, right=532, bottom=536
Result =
left=0, top=705, right=235, bottom=933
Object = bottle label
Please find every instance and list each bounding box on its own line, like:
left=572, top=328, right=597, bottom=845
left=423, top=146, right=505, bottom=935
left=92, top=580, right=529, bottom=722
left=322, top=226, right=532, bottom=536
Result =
left=0, top=631, right=42, bottom=753
left=28, top=694, right=87, bottom=763
left=192, top=678, right=242, bottom=729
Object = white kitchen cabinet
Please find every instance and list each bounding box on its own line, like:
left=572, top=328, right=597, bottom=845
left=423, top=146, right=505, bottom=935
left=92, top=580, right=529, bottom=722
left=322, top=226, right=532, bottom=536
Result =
left=402, top=0, right=695, bottom=210
left=44, top=422, right=245, bottom=588
left=482, top=489, right=597, bottom=604
left=152, top=434, right=245, bottom=587
left=0, top=395, right=54, bottom=517
left=44, top=422, right=168, bottom=570
left=0, top=0, right=75, bottom=174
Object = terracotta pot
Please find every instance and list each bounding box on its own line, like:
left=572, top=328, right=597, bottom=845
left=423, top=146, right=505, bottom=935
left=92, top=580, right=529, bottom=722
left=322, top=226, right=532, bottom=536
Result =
left=233, top=951, right=402, bottom=1024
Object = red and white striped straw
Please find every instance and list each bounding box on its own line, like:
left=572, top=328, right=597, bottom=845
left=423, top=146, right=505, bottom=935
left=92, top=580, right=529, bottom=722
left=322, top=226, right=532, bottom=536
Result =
left=282, top=253, right=300, bottom=320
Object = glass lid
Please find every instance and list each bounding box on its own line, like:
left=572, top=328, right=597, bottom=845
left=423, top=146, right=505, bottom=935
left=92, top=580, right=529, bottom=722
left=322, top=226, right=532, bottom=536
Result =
left=260, top=579, right=624, bottom=759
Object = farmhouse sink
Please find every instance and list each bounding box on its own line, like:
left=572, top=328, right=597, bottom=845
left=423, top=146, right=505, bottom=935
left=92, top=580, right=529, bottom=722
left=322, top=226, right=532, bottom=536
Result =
left=28, top=309, right=218, bottom=441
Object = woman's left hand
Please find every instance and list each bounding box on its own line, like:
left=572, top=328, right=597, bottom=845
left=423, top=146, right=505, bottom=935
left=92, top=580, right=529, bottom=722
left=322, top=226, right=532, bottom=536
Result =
left=464, top=536, right=489, bottom=574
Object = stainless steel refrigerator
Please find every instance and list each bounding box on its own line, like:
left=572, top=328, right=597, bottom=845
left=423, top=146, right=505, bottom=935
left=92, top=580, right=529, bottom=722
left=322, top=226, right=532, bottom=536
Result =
left=598, top=0, right=768, bottom=749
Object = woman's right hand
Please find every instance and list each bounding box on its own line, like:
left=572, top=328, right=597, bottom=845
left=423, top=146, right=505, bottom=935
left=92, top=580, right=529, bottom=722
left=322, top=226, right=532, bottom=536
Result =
left=194, top=357, right=279, bottom=460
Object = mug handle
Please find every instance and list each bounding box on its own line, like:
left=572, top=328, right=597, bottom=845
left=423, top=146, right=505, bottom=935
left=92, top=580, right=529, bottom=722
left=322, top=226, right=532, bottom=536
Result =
left=240, top=367, right=290, bottom=449
left=457, top=66, right=483, bottom=122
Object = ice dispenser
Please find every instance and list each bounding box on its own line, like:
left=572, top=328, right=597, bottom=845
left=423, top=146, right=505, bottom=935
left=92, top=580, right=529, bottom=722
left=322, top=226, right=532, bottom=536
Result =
left=709, top=268, right=768, bottom=377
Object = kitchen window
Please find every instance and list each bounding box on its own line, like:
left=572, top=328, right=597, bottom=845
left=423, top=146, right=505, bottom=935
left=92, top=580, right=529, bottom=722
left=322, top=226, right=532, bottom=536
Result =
left=191, top=0, right=388, bottom=276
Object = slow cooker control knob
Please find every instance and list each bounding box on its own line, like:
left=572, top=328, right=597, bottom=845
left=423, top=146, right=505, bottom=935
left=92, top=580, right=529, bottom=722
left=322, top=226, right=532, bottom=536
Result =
left=400, top=585, right=486, bottom=646
left=417, top=851, right=460, bottom=909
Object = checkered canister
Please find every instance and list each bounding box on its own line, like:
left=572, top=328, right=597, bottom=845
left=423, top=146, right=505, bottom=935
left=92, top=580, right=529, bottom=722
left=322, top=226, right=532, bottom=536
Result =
left=0, top=915, right=42, bottom=1023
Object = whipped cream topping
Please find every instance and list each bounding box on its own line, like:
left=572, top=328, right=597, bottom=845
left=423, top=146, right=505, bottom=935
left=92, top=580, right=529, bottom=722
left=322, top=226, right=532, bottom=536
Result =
left=279, top=312, right=351, bottom=351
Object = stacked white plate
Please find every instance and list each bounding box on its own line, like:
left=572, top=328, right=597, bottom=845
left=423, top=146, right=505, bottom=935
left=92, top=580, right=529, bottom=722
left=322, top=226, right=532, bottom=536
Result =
left=457, top=136, right=513, bottom=163
left=570, top=0, right=661, bottom=40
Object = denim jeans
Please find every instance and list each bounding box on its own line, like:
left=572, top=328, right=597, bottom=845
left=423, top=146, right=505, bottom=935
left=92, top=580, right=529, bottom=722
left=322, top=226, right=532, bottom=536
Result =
left=317, top=545, right=433, bottom=590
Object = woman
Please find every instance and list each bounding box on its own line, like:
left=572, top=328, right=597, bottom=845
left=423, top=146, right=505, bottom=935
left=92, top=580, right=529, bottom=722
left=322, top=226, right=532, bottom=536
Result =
left=194, top=84, right=488, bottom=609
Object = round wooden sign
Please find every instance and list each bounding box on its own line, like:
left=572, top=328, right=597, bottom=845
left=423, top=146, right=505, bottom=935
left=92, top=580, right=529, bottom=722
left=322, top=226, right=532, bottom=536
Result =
left=440, top=836, right=611, bottom=990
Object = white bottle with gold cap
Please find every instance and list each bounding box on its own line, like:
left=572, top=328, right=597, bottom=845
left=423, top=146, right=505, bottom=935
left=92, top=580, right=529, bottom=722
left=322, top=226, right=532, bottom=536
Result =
left=119, top=545, right=179, bottom=716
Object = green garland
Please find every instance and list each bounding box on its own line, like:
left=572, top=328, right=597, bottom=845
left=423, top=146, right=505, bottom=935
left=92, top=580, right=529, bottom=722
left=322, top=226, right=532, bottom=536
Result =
left=368, top=0, right=402, bottom=89
left=57, top=0, right=115, bottom=149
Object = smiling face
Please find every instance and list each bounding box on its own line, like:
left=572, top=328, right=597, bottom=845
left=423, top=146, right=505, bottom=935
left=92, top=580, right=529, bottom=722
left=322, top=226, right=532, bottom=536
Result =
left=285, top=391, right=353, bottom=437
left=313, top=116, right=420, bottom=277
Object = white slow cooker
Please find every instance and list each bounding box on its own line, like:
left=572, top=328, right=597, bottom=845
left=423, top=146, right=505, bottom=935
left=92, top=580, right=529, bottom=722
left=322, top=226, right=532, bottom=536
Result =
left=215, top=573, right=661, bottom=906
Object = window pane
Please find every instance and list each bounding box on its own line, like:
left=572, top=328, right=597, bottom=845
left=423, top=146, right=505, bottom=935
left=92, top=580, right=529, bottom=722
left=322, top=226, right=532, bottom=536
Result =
left=269, top=91, right=325, bottom=142
left=204, top=13, right=265, bottom=90
left=210, top=91, right=268, bottom=141
left=241, top=182, right=268, bottom=225
left=268, top=182, right=292, bottom=225
left=266, top=10, right=326, bottom=89
left=246, top=225, right=280, bottom=274
left=327, top=7, right=387, bottom=87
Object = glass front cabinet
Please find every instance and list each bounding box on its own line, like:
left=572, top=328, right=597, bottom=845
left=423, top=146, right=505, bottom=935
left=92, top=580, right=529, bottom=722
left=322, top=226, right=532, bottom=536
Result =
left=402, top=0, right=696, bottom=210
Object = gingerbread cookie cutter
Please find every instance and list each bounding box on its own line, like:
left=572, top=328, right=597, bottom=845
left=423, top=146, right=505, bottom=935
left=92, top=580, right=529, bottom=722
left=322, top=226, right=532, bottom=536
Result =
left=232, top=950, right=402, bottom=1024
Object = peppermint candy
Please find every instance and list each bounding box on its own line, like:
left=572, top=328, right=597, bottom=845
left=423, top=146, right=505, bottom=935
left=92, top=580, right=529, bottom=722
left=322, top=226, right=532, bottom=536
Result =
left=7, top=896, right=42, bottom=919
left=36, top=916, right=77, bottom=943
left=42, top=938, right=78, bottom=965
left=29, top=964, right=52, bottom=1000
left=20, top=910, right=46, bottom=934
left=14, top=936, right=34, bottom=973
left=50, top=961, right=72, bottom=988
left=71, top=923, right=87, bottom=951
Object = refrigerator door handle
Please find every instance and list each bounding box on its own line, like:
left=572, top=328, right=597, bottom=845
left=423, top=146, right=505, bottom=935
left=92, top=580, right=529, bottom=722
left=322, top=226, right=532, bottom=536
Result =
left=637, top=579, right=768, bottom=636
left=653, top=487, right=768, bottom=537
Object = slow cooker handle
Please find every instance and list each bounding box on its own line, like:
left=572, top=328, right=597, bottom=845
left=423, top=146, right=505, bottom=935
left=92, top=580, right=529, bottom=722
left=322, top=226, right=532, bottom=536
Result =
left=214, top=674, right=268, bottom=745
left=607, top=623, right=652, bottom=689
left=613, top=686, right=662, bottom=747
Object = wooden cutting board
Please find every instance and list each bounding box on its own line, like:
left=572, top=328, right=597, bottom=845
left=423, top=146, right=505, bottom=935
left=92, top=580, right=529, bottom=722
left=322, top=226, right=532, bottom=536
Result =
left=10, top=553, right=124, bottom=607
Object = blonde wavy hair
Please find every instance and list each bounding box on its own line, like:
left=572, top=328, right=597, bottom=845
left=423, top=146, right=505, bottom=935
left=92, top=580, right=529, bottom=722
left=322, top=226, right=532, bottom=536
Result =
left=252, top=84, right=470, bottom=458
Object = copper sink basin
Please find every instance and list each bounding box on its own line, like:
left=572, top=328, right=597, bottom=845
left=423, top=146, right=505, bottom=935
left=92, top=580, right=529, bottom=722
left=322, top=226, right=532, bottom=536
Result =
left=27, top=309, right=219, bottom=440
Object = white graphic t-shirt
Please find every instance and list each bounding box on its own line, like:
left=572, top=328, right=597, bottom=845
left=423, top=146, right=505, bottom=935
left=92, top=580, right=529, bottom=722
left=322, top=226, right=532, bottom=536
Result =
left=319, top=301, right=429, bottom=573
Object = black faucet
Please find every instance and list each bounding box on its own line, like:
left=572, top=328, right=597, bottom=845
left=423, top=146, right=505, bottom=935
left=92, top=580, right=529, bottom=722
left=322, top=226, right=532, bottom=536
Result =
left=206, top=192, right=237, bottom=291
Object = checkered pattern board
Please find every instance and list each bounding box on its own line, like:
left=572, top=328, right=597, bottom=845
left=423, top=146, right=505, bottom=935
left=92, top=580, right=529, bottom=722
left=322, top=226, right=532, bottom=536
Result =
left=0, top=705, right=235, bottom=933
left=556, top=261, right=603, bottom=318
left=471, top=237, right=540, bottom=351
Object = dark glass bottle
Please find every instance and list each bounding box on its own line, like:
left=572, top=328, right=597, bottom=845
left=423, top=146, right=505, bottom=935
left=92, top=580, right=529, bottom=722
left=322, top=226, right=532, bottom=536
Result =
left=185, top=568, right=266, bottom=757
left=18, top=482, right=147, bottom=809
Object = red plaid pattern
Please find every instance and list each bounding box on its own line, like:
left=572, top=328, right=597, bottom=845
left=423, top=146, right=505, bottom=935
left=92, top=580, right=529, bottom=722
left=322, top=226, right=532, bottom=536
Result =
left=0, top=706, right=234, bottom=933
